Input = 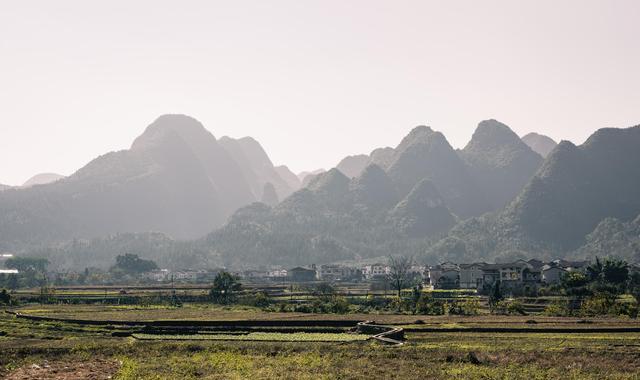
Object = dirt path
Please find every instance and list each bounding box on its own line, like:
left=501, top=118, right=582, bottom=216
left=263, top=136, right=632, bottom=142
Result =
left=5, top=358, right=120, bottom=380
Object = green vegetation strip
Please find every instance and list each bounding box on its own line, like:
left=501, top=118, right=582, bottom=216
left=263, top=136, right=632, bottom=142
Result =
left=132, top=332, right=370, bottom=342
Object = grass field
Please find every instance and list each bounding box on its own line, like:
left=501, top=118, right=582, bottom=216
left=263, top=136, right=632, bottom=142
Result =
left=132, top=332, right=370, bottom=342
left=14, top=303, right=640, bottom=327
left=2, top=304, right=640, bottom=379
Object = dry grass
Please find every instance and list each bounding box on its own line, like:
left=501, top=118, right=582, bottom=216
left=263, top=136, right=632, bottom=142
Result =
left=3, top=306, right=640, bottom=379
left=15, top=304, right=640, bottom=327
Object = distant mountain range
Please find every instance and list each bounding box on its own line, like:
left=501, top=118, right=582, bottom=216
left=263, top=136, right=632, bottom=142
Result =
left=521, top=132, right=557, bottom=158
left=336, top=155, right=369, bottom=178
left=0, top=173, right=65, bottom=191
left=218, top=136, right=296, bottom=201
left=460, top=120, right=543, bottom=210
left=206, top=119, right=550, bottom=268
left=431, top=124, right=640, bottom=264
left=22, top=173, right=66, bottom=188
left=4, top=114, right=639, bottom=270
left=0, top=115, right=295, bottom=252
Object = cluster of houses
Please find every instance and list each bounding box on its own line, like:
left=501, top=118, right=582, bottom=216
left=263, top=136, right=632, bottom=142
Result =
left=0, top=252, right=600, bottom=293
left=428, top=259, right=591, bottom=291
left=236, top=259, right=596, bottom=293
left=143, top=268, right=220, bottom=282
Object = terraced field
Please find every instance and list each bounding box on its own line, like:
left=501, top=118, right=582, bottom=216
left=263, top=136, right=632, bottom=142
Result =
left=3, top=305, right=640, bottom=379
left=132, top=332, right=370, bottom=342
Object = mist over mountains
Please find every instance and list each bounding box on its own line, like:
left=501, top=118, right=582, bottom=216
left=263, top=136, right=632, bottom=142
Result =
left=0, top=115, right=293, bottom=251
left=521, top=132, right=558, bottom=158
left=2, top=114, right=639, bottom=269
left=0, top=173, right=65, bottom=191
left=207, top=120, right=547, bottom=268
left=429, top=125, right=640, bottom=265
left=22, top=173, right=66, bottom=188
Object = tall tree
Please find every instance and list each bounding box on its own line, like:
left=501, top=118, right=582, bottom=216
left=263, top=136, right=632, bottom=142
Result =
left=488, top=280, right=503, bottom=312
left=387, top=256, right=413, bottom=299
left=586, top=257, right=605, bottom=283
left=629, top=271, right=640, bottom=305
left=111, top=254, right=158, bottom=274
left=209, top=271, right=242, bottom=304
left=602, top=259, right=629, bottom=287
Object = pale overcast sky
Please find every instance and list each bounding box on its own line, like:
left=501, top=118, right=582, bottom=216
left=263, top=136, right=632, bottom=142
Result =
left=1, top=0, right=639, bottom=185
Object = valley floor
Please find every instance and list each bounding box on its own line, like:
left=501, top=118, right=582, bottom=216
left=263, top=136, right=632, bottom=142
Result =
left=2, top=305, right=640, bottom=379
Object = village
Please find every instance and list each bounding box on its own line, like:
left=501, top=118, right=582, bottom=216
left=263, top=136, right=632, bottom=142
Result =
left=3, top=251, right=634, bottom=295
left=141, top=258, right=617, bottom=296
left=237, top=259, right=598, bottom=293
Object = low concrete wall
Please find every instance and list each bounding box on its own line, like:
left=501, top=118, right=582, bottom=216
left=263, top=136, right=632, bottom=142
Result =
left=357, top=321, right=404, bottom=345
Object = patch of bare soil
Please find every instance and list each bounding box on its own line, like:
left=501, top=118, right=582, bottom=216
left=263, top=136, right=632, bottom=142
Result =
left=5, top=358, right=120, bottom=380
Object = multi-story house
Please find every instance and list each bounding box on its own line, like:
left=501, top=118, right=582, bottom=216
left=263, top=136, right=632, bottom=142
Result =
left=459, top=263, right=486, bottom=289
left=362, top=263, right=389, bottom=280
left=427, top=262, right=459, bottom=287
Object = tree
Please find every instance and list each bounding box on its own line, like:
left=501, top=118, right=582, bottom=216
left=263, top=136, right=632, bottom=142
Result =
left=5, top=257, right=49, bottom=272
left=602, top=259, right=629, bottom=288
left=561, top=271, right=591, bottom=312
left=586, top=257, right=629, bottom=296
left=209, top=271, right=242, bottom=304
left=586, top=257, right=604, bottom=282
left=110, top=254, right=158, bottom=274
left=561, top=271, right=591, bottom=297
left=5, top=257, right=49, bottom=288
left=387, top=255, right=413, bottom=299
left=313, top=282, right=337, bottom=302
left=629, top=271, right=640, bottom=304
left=0, top=289, right=10, bottom=305
left=488, top=280, right=503, bottom=312
left=7, top=274, right=18, bottom=290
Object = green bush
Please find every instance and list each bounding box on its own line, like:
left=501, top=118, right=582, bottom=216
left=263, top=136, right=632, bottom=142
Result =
left=415, top=294, right=445, bottom=315
left=580, top=294, right=638, bottom=317
left=543, top=300, right=572, bottom=316
left=493, top=299, right=526, bottom=315
left=240, top=292, right=272, bottom=308
left=448, top=299, right=480, bottom=316
left=362, top=295, right=391, bottom=309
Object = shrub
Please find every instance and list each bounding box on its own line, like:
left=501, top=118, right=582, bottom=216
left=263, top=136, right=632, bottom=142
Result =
left=449, top=299, right=480, bottom=316
left=240, top=292, right=272, bottom=308
left=415, top=294, right=445, bottom=315
left=329, top=296, right=350, bottom=314
left=293, top=303, right=314, bottom=313
left=363, top=295, right=391, bottom=309
left=543, top=300, right=572, bottom=316
left=580, top=294, right=638, bottom=317
left=494, top=299, right=526, bottom=315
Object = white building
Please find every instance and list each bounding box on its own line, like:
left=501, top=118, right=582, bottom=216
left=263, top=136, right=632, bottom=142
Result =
left=144, top=269, right=170, bottom=282
left=267, top=269, right=287, bottom=279
left=362, top=263, right=389, bottom=279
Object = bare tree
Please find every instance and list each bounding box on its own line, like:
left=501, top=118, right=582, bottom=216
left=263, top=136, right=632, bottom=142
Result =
left=387, top=255, right=413, bottom=299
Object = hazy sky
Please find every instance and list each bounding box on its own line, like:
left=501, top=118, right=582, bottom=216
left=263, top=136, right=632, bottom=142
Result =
left=1, top=1, right=639, bottom=185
